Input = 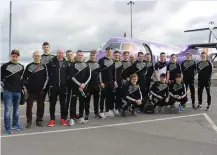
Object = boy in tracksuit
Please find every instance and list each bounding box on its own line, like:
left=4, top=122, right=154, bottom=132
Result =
left=168, top=74, right=187, bottom=112
left=113, top=50, right=123, bottom=114
left=197, top=52, right=213, bottom=111
left=149, top=73, right=169, bottom=112
left=98, top=47, right=117, bottom=118
left=121, top=51, right=132, bottom=83
left=68, top=50, right=91, bottom=125
left=85, top=50, right=101, bottom=120
left=121, top=74, right=142, bottom=117
left=181, top=52, right=197, bottom=109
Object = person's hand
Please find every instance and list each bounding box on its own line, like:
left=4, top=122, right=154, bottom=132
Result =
left=23, top=87, right=27, bottom=93
left=136, top=100, right=142, bottom=105
left=122, top=79, right=126, bottom=84
left=165, top=98, right=169, bottom=103
left=100, top=82, right=105, bottom=88
left=159, top=96, right=163, bottom=100
left=114, top=81, right=118, bottom=88
left=177, top=96, right=181, bottom=100
left=80, top=83, right=85, bottom=89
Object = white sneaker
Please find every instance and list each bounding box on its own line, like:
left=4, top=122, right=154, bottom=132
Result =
left=69, top=119, right=75, bottom=126
left=78, top=117, right=87, bottom=124
left=106, top=110, right=115, bottom=117
left=99, top=112, right=106, bottom=119
left=113, top=109, right=120, bottom=115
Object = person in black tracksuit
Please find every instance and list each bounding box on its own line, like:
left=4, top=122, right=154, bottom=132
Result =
left=167, top=54, right=182, bottom=83
left=41, top=42, right=55, bottom=103
left=47, top=49, right=69, bottom=127
left=121, top=51, right=132, bottom=83
left=22, top=51, right=49, bottom=128
left=85, top=51, right=101, bottom=119
left=129, top=52, right=147, bottom=112
left=144, top=53, right=154, bottom=103
left=121, top=74, right=142, bottom=117
left=65, top=50, right=75, bottom=120
left=154, top=52, right=167, bottom=81
left=168, top=74, right=187, bottom=112
left=68, top=50, right=91, bottom=125
left=181, top=52, right=197, bottom=108
left=197, top=52, right=213, bottom=111
left=149, top=73, right=169, bottom=111
left=98, top=47, right=116, bottom=118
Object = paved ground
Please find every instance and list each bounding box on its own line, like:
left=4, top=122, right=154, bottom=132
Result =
left=1, top=87, right=217, bottom=155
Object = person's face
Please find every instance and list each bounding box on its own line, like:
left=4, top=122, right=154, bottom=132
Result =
left=77, top=52, right=84, bottom=61
left=160, top=54, right=165, bottom=62
left=66, top=52, right=74, bottom=61
left=90, top=54, right=96, bottom=61
left=171, top=56, right=176, bottom=63
left=138, top=54, right=144, bottom=62
left=33, top=53, right=41, bottom=62
left=201, top=54, right=207, bottom=61
left=145, top=54, right=151, bottom=62
left=11, top=54, right=19, bottom=62
left=42, top=45, right=50, bottom=54
left=176, top=77, right=182, bottom=83
left=160, top=77, right=166, bottom=83
left=186, top=54, right=192, bottom=60
left=131, top=77, right=138, bottom=85
left=123, top=53, right=129, bottom=61
left=57, top=50, right=64, bottom=60
left=114, top=53, right=120, bottom=60
left=105, top=50, right=112, bottom=57
left=130, top=55, right=135, bottom=62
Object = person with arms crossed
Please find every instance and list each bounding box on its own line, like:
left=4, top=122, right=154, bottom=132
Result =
left=68, top=50, right=91, bottom=125
left=196, top=52, right=213, bottom=111
left=1, top=50, right=24, bottom=134
left=181, top=52, right=197, bottom=109
left=47, top=49, right=69, bottom=127
left=22, top=51, right=49, bottom=128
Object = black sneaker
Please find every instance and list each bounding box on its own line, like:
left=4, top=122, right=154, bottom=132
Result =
left=192, top=104, right=196, bottom=109
left=84, top=115, right=89, bottom=121
left=120, top=110, right=126, bottom=118
left=130, top=109, right=136, bottom=116
left=197, top=105, right=202, bottom=110
left=36, top=121, right=44, bottom=127
left=206, top=105, right=210, bottom=111
left=26, top=123, right=32, bottom=129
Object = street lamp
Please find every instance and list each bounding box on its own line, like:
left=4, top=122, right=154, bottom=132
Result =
left=127, top=1, right=135, bottom=38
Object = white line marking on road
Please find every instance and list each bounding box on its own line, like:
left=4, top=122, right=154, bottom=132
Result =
left=203, top=113, right=217, bottom=133
left=1, top=113, right=204, bottom=138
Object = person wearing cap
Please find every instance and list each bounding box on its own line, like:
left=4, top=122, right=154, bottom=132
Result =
left=1, top=50, right=24, bottom=134
left=149, top=73, right=169, bottom=113
left=22, top=51, right=49, bottom=128
left=181, top=52, right=197, bottom=109
left=46, top=49, right=69, bottom=127
left=196, top=52, right=213, bottom=111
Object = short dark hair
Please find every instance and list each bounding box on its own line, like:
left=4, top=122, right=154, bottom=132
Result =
left=145, top=53, right=151, bottom=57
left=123, top=51, right=129, bottom=55
left=201, top=52, right=207, bottom=55
left=130, top=74, right=138, bottom=79
left=66, top=50, right=73, bottom=54
left=90, top=50, right=97, bottom=55
left=114, top=50, right=121, bottom=54
left=175, top=73, right=182, bottom=78
left=160, top=52, right=165, bottom=55
left=138, top=52, right=144, bottom=57
left=77, top=50, right=83, bottom=54
left=160, top=73, right=166, bottom=78
left=106, top=47, right=112, bottom=51
left=186, top=52, right=192, bottom=56
left=42, top=42, right=50, bottom=46
left=171, top=54, right=176, bottom=57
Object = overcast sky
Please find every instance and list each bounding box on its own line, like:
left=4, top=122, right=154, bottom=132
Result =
left=1, top=0, right=217, bottom=61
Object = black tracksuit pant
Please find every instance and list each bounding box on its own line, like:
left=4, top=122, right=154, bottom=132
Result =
left=183, top=79, right=195, bottom=104
left=113, top=86, right=122, bottom=110
left=70, top=88, right=86, bottom=119
left=85, top=83, right=100, bottom=116
left=151, top=97, right=168, bottom=108
left=198, top=80, right=211, bottom=106
left=49, top=85, right=68, bottom=120
left=65, top=85, right=71, bottom=119
left=143, top=78, right=152, bottom=104
left=122, top=100, right=136, bottom=111
left=168, top=96, right=188, bottom=106
left=100, top=81, right=114, bottom=113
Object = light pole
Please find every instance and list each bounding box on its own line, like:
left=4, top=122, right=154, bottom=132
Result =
left=9, top=1, right=12, bottom=60
left=127, top=1, right=134, bottom=38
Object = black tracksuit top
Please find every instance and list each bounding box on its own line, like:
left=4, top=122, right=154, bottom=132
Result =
left=150, top=81, right=169, bottom=99
left=87, top=60, right=100, bottom=84
left=122, top=81, right=142, bottom=102
left=197, top=60, right=213, bottom=81
left=169, top=82, right=186, bottom=99
left=145, top=61, right=154, bottom=80
left=181, top=60, right=197, bottom=81
left=114, top=60, right=123, bottom=84
left=41, top=54, right=55, bottom=65
left=1, top=61, right=24, bottom=92
left=167, top=62, right=182, bottom=81
left=121, top=60, right=132, bottom=80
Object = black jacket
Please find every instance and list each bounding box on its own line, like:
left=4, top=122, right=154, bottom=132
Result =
left=68, top=61, right=91, bottom=88
left=169, top=82, right=186, bottom=99
left=114, top=60, right=123, bottom=85
left=47, top=57, right=69, bottom=86
left=121, top=60, right=132, bottom=80
left=41, top=54, right=55, bottom=65
left=98, top=57, right=115, bottom=83
left=181, top=60, right=197, bottom=81
left=197, top=60, right=213, bottom=81
left=1, top=61, right=24, bottom=92
left=145, top=61, right=154, bottom=80
left=150, top=81, right=169, bottom=99
left=87, top=60, right=100, bottom=84
left=22, top=62, right=48, bottom=93
left=167, top=62, right=182, bottom=81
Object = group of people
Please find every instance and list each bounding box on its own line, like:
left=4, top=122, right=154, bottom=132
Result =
left=1, top=42, right=213, bottom=135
